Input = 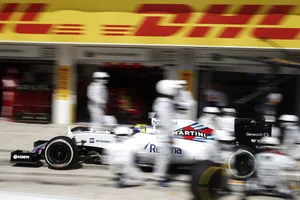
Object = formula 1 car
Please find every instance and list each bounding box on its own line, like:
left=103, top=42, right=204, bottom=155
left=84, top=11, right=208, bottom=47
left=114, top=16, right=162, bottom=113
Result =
left=10, top=113, right=218, bottom=171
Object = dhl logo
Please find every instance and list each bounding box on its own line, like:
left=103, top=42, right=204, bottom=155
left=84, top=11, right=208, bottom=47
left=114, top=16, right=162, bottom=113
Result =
left=0, top=3, right=85, bottom=35
left=101, top=4, right=300, bottom=40
left=1, top=3, right=299, bottom=40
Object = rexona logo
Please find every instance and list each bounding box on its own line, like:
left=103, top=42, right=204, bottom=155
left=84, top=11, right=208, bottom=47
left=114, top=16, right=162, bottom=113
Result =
left=144, top=143, right=182, bottom=154
left=172, top=123, right=213, bottom=140
left=13, top=155, right=30, bottom=159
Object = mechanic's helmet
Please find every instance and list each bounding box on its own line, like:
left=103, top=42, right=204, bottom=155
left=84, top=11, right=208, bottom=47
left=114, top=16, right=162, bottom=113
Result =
left=202, top=106, right=221, bottom=116
left=264, top=115, right=276, bottom=125
left=156, top=79, right=178, bottom=97
left=222, top=108, right=236, bottom=117
left=278, top=114, right=299, bottom=127
left=93, top=72, right=110, bottom=84
left=176, top=80, right=188, bottom=90
left=258, top=137, right=281, bottom=151
left=113, top=126, right=132, bottom=142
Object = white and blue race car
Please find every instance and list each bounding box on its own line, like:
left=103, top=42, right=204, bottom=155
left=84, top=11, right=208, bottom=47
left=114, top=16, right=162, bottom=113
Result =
left=10, top=115, right=274, bottom=200
left=10, top=114, right=218, bottom=171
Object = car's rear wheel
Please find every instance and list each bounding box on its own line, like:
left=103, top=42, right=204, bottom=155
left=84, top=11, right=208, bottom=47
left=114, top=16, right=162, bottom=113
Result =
left=44, top=136, right=78, bottom=170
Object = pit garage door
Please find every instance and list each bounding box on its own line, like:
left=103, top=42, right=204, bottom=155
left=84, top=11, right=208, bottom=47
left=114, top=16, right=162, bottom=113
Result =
left=195, top=47, right=300, bottom=118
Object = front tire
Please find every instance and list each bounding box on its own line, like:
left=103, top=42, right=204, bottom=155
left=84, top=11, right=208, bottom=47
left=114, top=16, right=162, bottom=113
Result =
left=44, top=136, right=78, bottom=170
left=191, top=160, right=227, bottom=200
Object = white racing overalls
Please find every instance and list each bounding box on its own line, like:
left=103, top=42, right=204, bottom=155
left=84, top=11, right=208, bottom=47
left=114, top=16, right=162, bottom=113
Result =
left=152, top=97, right=176, bottom=181
left=87, top=81, right=108, bottom=130
left=246, top=152, right=296, bottom=197
left=282, top=126, right=300, bottom=160
left=174, top=90, right=196, bottom=120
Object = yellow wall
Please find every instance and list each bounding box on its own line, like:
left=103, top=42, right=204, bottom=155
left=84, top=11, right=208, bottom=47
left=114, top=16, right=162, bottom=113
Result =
left=0, top=0, right=299, bottom=48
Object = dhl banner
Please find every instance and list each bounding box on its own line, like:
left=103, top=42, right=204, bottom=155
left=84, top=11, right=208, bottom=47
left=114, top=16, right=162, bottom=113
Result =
left=0, top=0, right=300, bottom=48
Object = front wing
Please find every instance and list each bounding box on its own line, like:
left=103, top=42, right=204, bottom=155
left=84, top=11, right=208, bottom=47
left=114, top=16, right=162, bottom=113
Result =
left=10, top=140, right=48, bottom=164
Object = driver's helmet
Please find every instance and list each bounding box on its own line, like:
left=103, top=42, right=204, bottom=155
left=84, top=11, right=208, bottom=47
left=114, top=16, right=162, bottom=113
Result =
left=132, top=124, right=147, bottom=134
left=278, top=114, right=299, bottom=127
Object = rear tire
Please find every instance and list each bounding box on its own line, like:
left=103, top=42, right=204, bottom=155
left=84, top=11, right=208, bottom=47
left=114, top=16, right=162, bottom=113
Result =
left=44, top=136, right=78, bottom=170
left=191, top=160, right=226, bottom=200
left=229, top=145, right=256, bottom=180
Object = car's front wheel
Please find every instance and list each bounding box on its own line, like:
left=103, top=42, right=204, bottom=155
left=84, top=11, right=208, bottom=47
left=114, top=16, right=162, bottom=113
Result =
left=44, top=136, right=78, bottom=170
left=190, top=160, right=227, bottom=200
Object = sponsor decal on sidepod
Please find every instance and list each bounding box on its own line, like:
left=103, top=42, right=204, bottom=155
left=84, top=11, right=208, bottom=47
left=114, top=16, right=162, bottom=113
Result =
left=144, top=143, right=182, bottom=154
left=172, top=122, right=214, bottom=142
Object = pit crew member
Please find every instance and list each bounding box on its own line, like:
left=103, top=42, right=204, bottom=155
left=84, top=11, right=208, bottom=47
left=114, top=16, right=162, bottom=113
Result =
left=278, top=114, right=300, bottom=159
left=174, top=80, right=196, bottom=120
left=198, top=107, right=221, bottom=131
left=87, top=72, right=109, bottom=130
left=243, top=137, right=296, bottom=200
left=152, top=79, right=178, bottom=187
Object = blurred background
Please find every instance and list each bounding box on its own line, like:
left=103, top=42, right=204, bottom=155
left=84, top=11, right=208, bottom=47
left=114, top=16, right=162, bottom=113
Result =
left=1, top=46, right=300, bottom=125
left=1, top=0, right=300, bottom=200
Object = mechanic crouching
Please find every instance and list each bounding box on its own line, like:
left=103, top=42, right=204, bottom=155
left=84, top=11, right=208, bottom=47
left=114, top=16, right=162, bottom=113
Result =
left=243, top=137, right=296, bottom=200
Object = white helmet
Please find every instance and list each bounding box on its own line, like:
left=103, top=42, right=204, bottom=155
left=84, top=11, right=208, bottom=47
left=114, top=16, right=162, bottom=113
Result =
left=278, top=114, right=299, bottom=127
left=176, top=80, right=188, bottom=89
left=203, top=106, right=221, bottom=114
left=156, top=79, right=177, bottom=96
left=258, top=137, right=281, bottom=150
left=93, top=72, right=109, bottom=79
left=264, top=115, right=276, bottom=123
left=278, top=114, right=299, bottom=122
left=222, top=108, right=236, bottom=116
left=93, top=72, right=109, bottom=84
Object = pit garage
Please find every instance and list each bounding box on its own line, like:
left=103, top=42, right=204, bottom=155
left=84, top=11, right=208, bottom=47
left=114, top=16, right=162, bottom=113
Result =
left=0, top=44, right=56, bottom=123
left=195, top=47, right=300, bottom=118
left=74, top=46, right=165, bottom=124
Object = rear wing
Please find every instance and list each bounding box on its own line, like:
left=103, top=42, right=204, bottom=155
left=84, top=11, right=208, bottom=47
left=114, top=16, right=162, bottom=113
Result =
left=234, top=118, right=272, bottom=151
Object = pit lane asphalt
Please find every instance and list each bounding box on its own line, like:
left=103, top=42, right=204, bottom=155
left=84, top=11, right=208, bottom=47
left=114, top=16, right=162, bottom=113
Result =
left=0, top=121, right=299, bottom=200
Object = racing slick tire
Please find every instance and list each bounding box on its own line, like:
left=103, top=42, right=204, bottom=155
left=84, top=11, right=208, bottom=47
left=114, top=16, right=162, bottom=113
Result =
left=44, top=136, right=78, bottom=170
left=191, top=160, right=227, bottom=200
left=228, top=145, right=256, bottom=181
